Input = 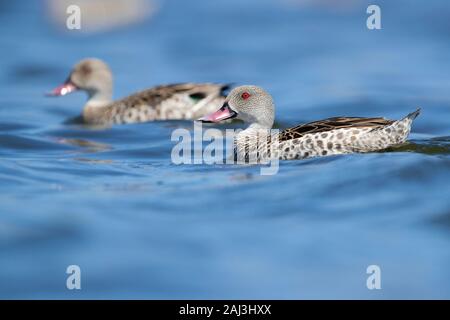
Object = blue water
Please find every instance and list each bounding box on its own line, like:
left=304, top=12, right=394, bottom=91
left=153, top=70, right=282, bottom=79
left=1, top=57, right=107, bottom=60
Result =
left=1, top=0, right=450, bottom=299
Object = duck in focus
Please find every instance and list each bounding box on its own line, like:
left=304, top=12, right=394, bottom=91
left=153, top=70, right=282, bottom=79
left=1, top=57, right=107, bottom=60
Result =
left=47, top=58, right=229, bottom=125
left=198, top=85, right=420, bottom=161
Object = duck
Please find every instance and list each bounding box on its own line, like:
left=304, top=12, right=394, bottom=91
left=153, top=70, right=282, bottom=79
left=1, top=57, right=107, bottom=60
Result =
left=47, top=58, right=229, bottom=125
left=198, top=85, right=420, bottom=161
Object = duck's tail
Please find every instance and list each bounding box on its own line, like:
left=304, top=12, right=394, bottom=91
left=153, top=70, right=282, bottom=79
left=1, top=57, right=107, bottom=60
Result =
left=404, top=108, right=421, bottom=121
left=388, top=107, right=421, bottom=144
left=220, top=83, right=234, bottom=97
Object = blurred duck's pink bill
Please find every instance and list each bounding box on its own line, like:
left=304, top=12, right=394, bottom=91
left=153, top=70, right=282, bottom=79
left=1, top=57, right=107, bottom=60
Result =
left=46, top=82, right=77, bottom=97
left=197, top=103, right=237, bottom=123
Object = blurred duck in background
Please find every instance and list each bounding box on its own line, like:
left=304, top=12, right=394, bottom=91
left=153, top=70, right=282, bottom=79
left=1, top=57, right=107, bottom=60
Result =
left=46, top=0, right=156, bottom=33
left=47, top=58, right=230, bottom=125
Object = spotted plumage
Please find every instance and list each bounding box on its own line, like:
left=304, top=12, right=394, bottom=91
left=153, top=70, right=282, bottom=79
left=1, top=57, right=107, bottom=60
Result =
left=198, top=85, right=421, bottom=162
left=275, top=110, right=420, bottom=160
left=47, top=58, right=229, bottom=125
left=82, top=83, right=228, bottom=125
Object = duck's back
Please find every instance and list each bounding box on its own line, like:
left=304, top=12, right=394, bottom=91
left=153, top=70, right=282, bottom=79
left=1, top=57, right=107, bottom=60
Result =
left=275, top=109, right=420, bottom=160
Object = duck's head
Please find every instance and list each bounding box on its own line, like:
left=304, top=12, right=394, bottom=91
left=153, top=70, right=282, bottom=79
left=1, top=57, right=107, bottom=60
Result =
left=47, top=58, right=113, bottom=101
left=198, top=85, right=275, bottom=128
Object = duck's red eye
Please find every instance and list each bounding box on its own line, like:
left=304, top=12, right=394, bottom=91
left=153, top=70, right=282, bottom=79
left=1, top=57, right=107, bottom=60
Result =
left=241, top=92, right=251, bottom=100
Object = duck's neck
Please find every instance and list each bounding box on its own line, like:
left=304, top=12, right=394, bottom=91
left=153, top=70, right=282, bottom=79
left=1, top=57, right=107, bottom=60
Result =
left=234, top=123, right=273, bottom=160
left=82, top=89, right=113, bottom=124
left=85, top=89, right=113, bottom=109
left=238, top=123, right=272, bottom=136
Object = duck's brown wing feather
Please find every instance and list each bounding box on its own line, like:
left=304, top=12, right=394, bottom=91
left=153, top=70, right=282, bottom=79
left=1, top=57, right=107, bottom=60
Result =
left=279, top=116, right=394, bottom=141
left=118, top=83, right=229, bottom=108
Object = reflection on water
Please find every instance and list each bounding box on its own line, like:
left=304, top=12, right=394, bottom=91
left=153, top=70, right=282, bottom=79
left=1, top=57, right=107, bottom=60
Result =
left=386, top=137, right=450, bottom=155
left=56, top=138, right=113, bottom=153
left=73, top=158, right=114, bottom=164
left=0, top=0, right=449, bottom=299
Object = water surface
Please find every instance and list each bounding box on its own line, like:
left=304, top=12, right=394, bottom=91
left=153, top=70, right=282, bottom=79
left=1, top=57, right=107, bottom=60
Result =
left=0, top=0, right=449, bottom=299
